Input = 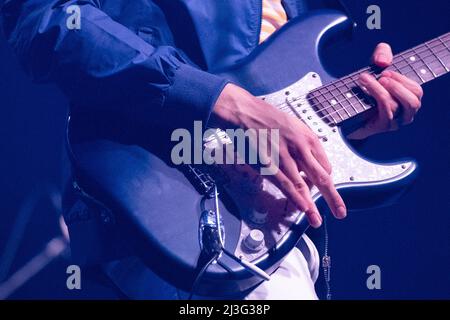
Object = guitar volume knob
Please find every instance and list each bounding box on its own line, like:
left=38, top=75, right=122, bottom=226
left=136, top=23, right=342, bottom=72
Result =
left=244, top=229, right=265, bottom=251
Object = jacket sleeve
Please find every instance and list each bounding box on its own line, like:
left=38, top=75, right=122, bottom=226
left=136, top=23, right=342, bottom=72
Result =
left=0, top=0, right=229, bottom=131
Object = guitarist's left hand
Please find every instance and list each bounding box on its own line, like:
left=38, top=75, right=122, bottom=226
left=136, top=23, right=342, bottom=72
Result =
left=348, top=43, right=423, bottom=140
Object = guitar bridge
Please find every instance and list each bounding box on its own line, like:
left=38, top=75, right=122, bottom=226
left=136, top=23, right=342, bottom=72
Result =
left=182, top=164, right=217, bottom=197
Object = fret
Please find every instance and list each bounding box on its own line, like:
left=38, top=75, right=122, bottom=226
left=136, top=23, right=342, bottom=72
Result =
left=413, top=47, right=438, bottom=77
left=415, top=43, right=450, bottom=77
left=349, top=78, right=371, bottom=112
left=308, top=89, right=339, bottom=124
left=344, top=68, right=372, bottom=112
left=391, top=36, right=450, bottom=84
left=339, top=78, right=365, bottom=114
left=434, top=46, right=450, bottom=71
left=389, top=62, right=402, bottom=73
left=440, top=33, right=450, bottom=49
left=423, top=47, right=448, bottom=76
left=412, top=59, right=436, bottom=81
left=309, top=33, right=449, bottom=125
left=350, top=72, right=363, bottom=82
left=319, top=87, right=342, bottom=123
left=346, top=78, right=363, bottom=113
left=328, top=84, right=354, bottom=118
left=426, top=57, right=447, bottom=76
left=315, top=74, right=376, bottom=125
left=324, top=84, right=343, bottom=116
left=321, top=88, right=350, bottom=121
left=390, top=58, right=408, bottom=71
left=399, top=54, right=426, bottom=83
left=426, top=41, right=449, bottom=72
left=437, top=35, right=450, bottom=66
left=405, top=71, right=424, bottom=84
left=388, top=62, right=407, bottom=81
left=429, top=39, right=448, bottom=56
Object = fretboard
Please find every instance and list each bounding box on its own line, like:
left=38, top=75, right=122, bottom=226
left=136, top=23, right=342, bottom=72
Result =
left=309, top=32, right=450, bottom=125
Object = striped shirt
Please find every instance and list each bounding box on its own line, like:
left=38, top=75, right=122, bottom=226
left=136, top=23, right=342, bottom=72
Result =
left=259, top=0, right=288, bottom=43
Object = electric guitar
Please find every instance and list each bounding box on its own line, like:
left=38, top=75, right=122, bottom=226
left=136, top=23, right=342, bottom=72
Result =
left=68, top=10, right=450, bottom=296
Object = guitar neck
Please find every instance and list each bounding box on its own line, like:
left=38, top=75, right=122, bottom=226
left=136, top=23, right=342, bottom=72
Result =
left=310, top=32, right=450, bottom=125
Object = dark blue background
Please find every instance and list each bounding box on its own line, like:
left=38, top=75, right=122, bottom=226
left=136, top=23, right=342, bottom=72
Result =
left=0, top=0, right=448, bottom=299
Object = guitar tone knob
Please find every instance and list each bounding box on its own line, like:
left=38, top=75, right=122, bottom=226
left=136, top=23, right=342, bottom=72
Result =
left=244, top=229, right=265, bottom=251
left=249, top=209, right=268, bottom=224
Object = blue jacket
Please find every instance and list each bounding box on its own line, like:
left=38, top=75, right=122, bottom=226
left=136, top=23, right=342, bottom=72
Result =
left=1, top=1, right=344, bottom=291
left=1, top=0, right=341, bottom=133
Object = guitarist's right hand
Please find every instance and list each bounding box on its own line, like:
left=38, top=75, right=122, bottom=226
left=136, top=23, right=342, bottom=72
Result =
left=210, top=83, right=347, bottom=228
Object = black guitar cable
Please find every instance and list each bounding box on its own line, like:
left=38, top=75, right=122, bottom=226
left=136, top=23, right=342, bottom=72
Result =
left=187, top=184, right=226, bottom=300
left=188, top=251, right=220, bottom=300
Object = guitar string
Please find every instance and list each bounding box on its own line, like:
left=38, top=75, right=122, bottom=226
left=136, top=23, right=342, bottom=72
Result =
left=204, top=34, right=450, bottom=130
left=289, top=47, right=450, bottom=124
left=279, top=58, right=450, bottom=123
left=271, top=41, right=450, bottom=121
left=270, top=35, right=450, bottom=116
left=272, top=62, right=446, bottom=124
left=316, top=47, right=450, bottom=123
left=278, top=31, right=450, bottom=111
left=272, top=34, right=450, bottom=111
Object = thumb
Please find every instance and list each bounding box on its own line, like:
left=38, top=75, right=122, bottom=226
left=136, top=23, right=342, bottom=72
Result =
left=347, top=120, right=378, bottom=140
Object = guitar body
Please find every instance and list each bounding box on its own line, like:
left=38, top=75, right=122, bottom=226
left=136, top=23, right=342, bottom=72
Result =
left=69, top=10, right=418, bottom=296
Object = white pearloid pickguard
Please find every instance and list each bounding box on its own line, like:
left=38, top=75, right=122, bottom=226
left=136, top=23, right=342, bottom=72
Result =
left=203, top=72, right=416, bottom=262
left=260, top=72, right=415, bottom=194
